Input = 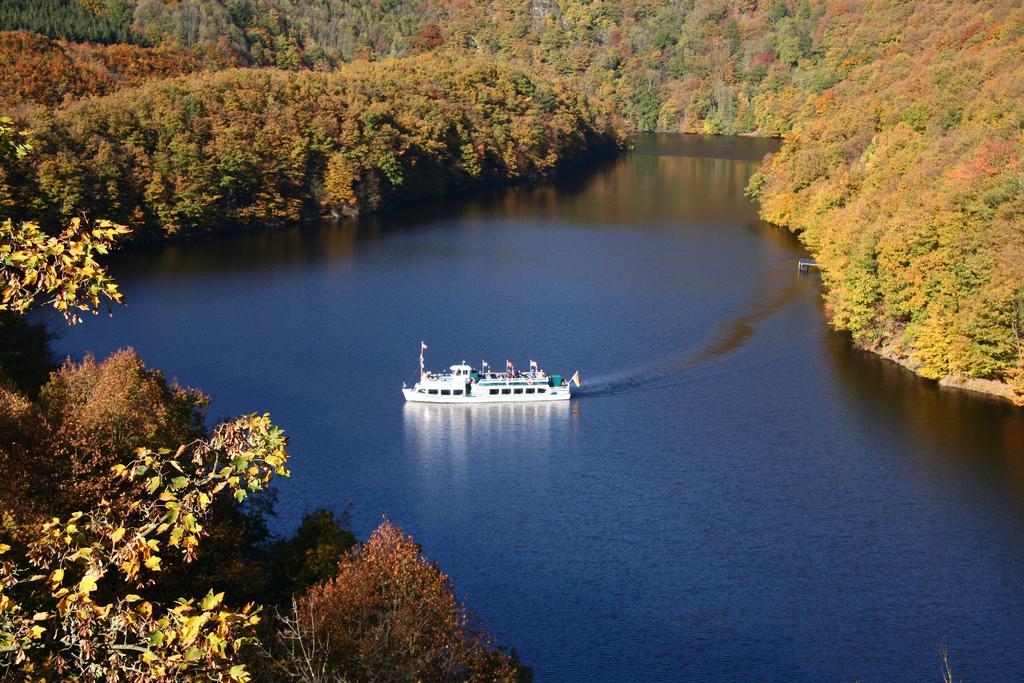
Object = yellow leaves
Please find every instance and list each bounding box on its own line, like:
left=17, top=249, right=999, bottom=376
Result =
left=206, top=631, right=227, bottom=657
left=179, top=613, right=210, bottom=646
left=0, top=215, right=130, bottom=323
left=28, top=625, right=46, bottom=639
left=200, top=591, right=225, bottom=611
left=78, top=570, right=100, bottom=595
left=2, top=411, right=289, bottom=678
left=120, top=557, right=140, bottom=577
left=229, top=664, right=251, bottom=682
left=323, top=152, right=359, bottom=208
left=68, top=547, right=94, bottom=562
left=0, top=543, right=9, bottom=555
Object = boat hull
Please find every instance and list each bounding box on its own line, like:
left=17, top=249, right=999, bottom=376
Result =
left=402, top=387, right=571, bottom=403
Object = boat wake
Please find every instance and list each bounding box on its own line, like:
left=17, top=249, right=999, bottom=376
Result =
left=578, top=270, right=799, bottom=398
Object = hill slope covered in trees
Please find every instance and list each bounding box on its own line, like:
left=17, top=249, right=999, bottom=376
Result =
left=1, top=0, right=1021, bottom=399
left=752, top=1, right=1024, bottom=400
left=5, top=54, right=620, bottom=238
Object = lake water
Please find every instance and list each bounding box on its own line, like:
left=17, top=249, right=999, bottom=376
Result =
left=54, top=134, right=1024, bottom=681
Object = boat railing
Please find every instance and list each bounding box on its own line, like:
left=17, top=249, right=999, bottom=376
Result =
left=423, top=371, right=549, bottom=383
left=476, top=373, right=548, bottom=383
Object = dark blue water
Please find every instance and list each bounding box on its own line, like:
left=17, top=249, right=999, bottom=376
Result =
left=52, top=134, right=1024, bottom=681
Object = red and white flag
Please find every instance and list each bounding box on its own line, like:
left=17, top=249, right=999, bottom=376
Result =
left=506, top=360, right=513, bottom=371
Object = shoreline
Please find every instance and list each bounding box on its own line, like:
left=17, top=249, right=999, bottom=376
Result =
left=859, top=337, right=1022, bottom=407
left=118, top=143, right=625, bottom=249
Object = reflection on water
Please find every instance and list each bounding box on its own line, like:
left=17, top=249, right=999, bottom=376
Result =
left=403, top=400, right=577, bottom=462
left=826, top=329, right=1024, bottom=506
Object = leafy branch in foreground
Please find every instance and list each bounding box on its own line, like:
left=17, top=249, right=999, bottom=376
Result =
left=1, top=118, right=131, bottom=323
left=0, top=217, right=130, bottom=323
left=0, top=414, right=290, bottom=681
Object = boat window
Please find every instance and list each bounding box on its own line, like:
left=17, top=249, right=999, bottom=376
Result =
left=453, top=389, right=463, bottom=395
left=501, top=388, right=511, bottom=395
left=514, top=388, right=523, bottom=394
left=490, top=389, right=499, bottom=395
left=428, top=389, right=438, bottom=395
left=538, top=388, right=545, bottom=393
left=526, top=388, right=535, bottom=394
left=441, top=389, right=450, bottom=395
left=418, top=389, right=426, bottom=393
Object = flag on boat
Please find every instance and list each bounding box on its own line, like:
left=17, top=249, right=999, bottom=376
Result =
left=570, top=371, right=581, bottom=387
left=530, top=360, right=538, bottom=371
left=481, top=360, right=488, bottom=369
left=506, top=360, right=513, bottom=370
left=421, top=341, right=428, bottom=351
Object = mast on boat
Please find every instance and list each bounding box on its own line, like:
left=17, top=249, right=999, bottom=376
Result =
left=419, top=341, right=427, bottom=382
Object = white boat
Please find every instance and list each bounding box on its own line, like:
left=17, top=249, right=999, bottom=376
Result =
left=402, top=342, right=579, bottom=403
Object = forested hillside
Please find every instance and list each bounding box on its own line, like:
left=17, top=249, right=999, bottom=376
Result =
left=0, top=0, right=431, bottom=66
left=5, top=55, right=619, bottom=237
left=0, top=31, right=200, bottom=108
left=0, top=0, right=880, bottom=134
left=752, top=1, right=1024, bottom=399
left=1, top=3, right=1021, bottom=392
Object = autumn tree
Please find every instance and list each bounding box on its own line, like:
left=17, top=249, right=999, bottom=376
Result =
left=261, top=521, right=522, bottom=682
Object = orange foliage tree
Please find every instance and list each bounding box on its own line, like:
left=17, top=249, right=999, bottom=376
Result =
left=264, top=521, right=521, bottom=682
left=0, top=31, right=201, bottom=108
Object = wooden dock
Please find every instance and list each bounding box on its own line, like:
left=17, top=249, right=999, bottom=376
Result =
left=797, top=258, right=819, bottom=274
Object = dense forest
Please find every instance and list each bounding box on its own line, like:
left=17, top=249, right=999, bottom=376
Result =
left=0, top=0, right=431, bottom=66
left=1, top=0, right=1023, bottom=676
left=4, top=54, right=620, bottom=237
left=752, top=1, right=1024, bottom=400
left=0, top=31, right=200, bottom=108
